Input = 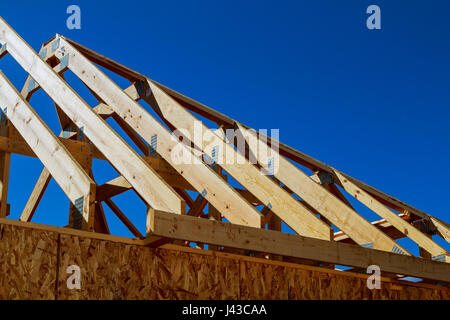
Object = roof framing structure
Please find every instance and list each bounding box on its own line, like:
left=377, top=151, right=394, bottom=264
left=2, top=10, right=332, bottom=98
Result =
left=0, top=16, right=448, bottom=284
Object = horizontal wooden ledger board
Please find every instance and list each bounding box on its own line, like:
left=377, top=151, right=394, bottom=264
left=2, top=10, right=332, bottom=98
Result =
left=0, top=219, right=448, bottom=300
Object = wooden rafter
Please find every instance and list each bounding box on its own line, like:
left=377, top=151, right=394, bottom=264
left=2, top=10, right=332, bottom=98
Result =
left=19, top=167, right=51, bottom=222
left=61, top=36, right=445, bottom=233
left=0, top=71, right=97, bottom=230
left=144, top=80, right=331, bottom=240
left=0, top=15, right=447, bottom=285
left=333, top=170, right=448, bottom=261
left=104, top=198, right=143, bottom=239
left=0, top=17, right=185, bottom=216
left=235, top=122, right=410, bottom=254
left=52, top=35, right=449, bottom=260
left=0, top=113, right=10, bottom=218
left=50, top=35, right=263, bottom=228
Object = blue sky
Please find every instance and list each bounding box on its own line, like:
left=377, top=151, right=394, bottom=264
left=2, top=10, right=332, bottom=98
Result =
left=0, top=1, right=448, bottom=255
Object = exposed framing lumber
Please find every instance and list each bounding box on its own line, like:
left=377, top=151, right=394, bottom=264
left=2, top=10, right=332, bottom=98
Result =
left=144, top=80, right=331, bottom=240
left=0, top=71, right=97, bottom=230
left=186, top=193, right=208, bottom=217
left=96, top=172, right=264, bottom=216
left=94, top=202, right=109, bottom=234
left=333, top=170, right=448, bottom=261
left=0, top=216, right=145, bottom=246
left=0, top=42, right=7, bottom=60
left=156, top=81, right=430, bottom=216
left=96, top=176, right=133, bottom=201
left=235, top=122, right=409, bottom=254
left=0, top=135, right=194, bottom=201
left=0, top=135, right=101, bottom=163
left=150, top=77, right=449, bottom=236
left=19, top=167, right=51, bottom=222
left=0, top=115, right=10, bottom=218
left=430, top=216, right=450, bottom=243
left=0, top=17, right=184, bottom=215
left=52, top=36, right=263, bottom=229
left=61, top=36, right=443, bottom=249
left=0, top=19, right=446, bottom=284
left=324, top=181, right=356, bottom=211
left=44, top=38, right=332, bottom=239
left=104, top=198, right=143, bottom=239
left=173, top=188, right=194, bottom=208
left=63, top=36, right=443, bottom=233
left=208, top=166, right=224, bottom=251
left=44, top=38, right=426, bottom=248
left=18, top=122, right=78, bottom=223
left=89, top=169, right=109, bottom=234
left=335, top=214, right=414, bottom=242
left=0, top=216, right=445, bottom=293
left=111, top=113, right=149, bottom=155
left=146, top=210, right=450, bottom=283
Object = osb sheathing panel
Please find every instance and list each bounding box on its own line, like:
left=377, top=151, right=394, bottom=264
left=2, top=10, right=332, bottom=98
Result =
left=0, top=222, right=448, bottom=300
left=57, top=234, right=152, bottom=299
left=240, top=260, right=450, bottom=300
left=149, top=249, right=240, bottom=299
left=0, top=224, right=58, bottom=299
left=239, top=260, right=289, bottom=299
left=57, top=235, right=239, bottom=300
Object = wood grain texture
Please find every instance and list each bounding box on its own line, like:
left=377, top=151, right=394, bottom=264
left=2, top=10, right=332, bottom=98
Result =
left=0, top=18, right=184, bottom=215
left=241, top=260, right=450, bottom=300
left=57, top=235, right=239, bottom=300
left=0, top=222, right=447, bottom=300
left=148, top=249, right=240, bottom=299
left=57, top=234, right=152, bottom=300
left=0, top=224, right=58, bottom=299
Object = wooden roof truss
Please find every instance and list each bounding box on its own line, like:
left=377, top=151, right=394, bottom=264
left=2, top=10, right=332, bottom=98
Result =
left=0, top=17, right=448, bottom=284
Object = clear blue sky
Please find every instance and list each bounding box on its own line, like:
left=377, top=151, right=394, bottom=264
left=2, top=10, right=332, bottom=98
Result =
left=0, top=1, right=448, bottom=254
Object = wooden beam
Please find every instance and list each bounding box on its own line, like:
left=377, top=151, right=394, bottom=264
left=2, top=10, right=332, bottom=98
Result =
left=97, top=173, right=264, bottom=217
left=55, top=36, right=262, bottom=228
left=0, top=135, right=101, bottom=162
left=150, top=77, right=445, bottom=232
left=94, top=202, right=109, bottom=234
left=144, top=80, right=331, bottom=240
left=19, top=167, right=51, bottom=222
left=430, top=216, right=450, bottom=243
left=208, top=166, right=224, bottom=251
left=146, top=210, right=450, bottom=283
left=112, top=113, right=149, bottom=155
left=95, top=160, right=193, bottom=202
left=235, top=122, right=409, bottom=254
left=89, top=170, right=109, bottom=234
left=96, top=176, right=132, bottom=201
left=63, top=37, right=146, bottom=82
left=0, top=216, right=145, bottom=246
left=0, top=18, right=184, bottom=215
left=334, top=214, right=415, bottom=243
left=327, top=183, right=356, bottom=211
left=104, top=198, right=143, bottom=239
left=0, top=70, right=97, bottom=230
left=60, top=36, right=450, bottom=244
left=186, top=193, right=208, bottom=217
left=0, top=42, right=7, bottom=60
left=77, top=78, right=149, bottom=155
left=0, top=133, right=196, bottom=196
left=333, top=170, right=448, bottom=260
left=155, top=84, right=432, bottom=220
left=19, top=122, right=81, bottom=223
left=53, top=37, right=341, bottom=241
left=173, top=188, right=194, bottom=208
left=62, top=36, right=438, bottom=229
left=0, top=117, right=10, bottom=218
